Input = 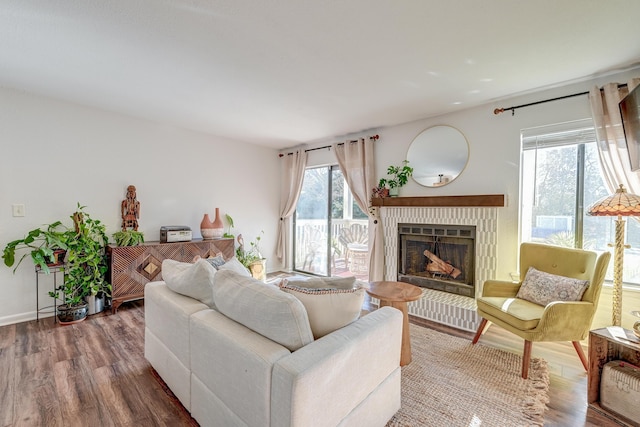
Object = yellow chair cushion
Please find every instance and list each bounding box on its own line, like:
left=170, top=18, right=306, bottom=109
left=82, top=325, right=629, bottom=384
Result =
left=477, top=297, right=544, bottom=331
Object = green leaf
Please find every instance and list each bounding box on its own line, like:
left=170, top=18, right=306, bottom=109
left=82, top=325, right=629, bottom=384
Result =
left=3, top=252, right=15, bottom=267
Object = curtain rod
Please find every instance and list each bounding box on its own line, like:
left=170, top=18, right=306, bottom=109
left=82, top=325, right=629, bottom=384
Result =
left=493, top=83, right=628, bottom=116
left=278, top=134, right=379, bottom=157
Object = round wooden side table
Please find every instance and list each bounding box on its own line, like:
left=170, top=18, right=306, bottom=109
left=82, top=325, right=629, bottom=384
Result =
left=367, top=281, right=423, bottom=366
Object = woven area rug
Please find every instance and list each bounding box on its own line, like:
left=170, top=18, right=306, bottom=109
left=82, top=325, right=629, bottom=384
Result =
left=387, top=327, right=550, bottom=427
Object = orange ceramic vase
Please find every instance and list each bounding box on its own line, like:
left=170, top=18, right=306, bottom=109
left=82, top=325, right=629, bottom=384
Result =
left=201, top=208, right=224, bottom=239
left=211, top=208, right=224, bottom=238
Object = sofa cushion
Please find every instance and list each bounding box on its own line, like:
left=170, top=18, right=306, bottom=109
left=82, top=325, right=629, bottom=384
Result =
left=516, top=266, right=589, bottom=307
left=476, top=297, right=543, bottom=330
left=162, top=259, right=217, bottom=308
left=280, top=277, right=364, bottom=339
left=212, top=269, right=314, bottom=351
left=217, top=256, right=252, bottom=277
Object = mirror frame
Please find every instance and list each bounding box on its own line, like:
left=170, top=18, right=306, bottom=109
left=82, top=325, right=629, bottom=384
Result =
left=406, top=125, right=469, bottom=187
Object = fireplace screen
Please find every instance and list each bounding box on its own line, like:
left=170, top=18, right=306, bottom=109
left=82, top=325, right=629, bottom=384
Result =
left=398, top=223, right=475, bottom=297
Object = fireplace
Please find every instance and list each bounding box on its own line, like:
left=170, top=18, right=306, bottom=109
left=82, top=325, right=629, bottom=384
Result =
left=379, top=202, right=500, bottom=331
left=398, top=223, right=475, bottom=297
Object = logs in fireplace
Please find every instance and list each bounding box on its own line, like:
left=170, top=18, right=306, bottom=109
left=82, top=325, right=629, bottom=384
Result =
left=398, top=223, right=475, bottom=297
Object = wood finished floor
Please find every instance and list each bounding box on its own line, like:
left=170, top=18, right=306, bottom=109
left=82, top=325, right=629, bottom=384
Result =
left=0, top=300, right=622, bottom=426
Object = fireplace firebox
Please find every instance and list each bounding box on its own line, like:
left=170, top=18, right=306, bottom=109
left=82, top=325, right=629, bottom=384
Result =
left=398, top=223, right=475, bottom=297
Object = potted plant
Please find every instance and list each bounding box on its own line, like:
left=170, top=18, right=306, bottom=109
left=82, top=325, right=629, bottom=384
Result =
left=378, top=160, right=414, bottom=196
left=50, top=204, right=111, bottom=322
left=2, top=221, right=69, bottom=274
left=235, top=231, right=266, bottom=281
left=112, top=230, right=145, bottom=247
left=223, top=214, right=235, bottom=239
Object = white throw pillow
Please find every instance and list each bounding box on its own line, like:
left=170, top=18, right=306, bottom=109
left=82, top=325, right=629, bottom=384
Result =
left=217, top=256, right=251, bottom=277
left=212, top=269, right=314, bottom=351
left=161, top=259, right=217, bottom=308
left=516, top=266, right=589, bottom=307
left=280, top=278, right=365, bottom=339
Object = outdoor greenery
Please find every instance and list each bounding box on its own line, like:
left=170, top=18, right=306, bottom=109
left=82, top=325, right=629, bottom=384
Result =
left=527, top=143, right=614, bottom=249
left=296, top=167, right=367, bottom=220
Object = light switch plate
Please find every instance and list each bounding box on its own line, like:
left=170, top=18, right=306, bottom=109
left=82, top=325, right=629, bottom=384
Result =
left=12, top=204, right=25, bottom=217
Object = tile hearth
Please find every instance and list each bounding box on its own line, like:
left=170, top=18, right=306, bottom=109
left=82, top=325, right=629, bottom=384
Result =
left=412, top=288, right=479, bottom=332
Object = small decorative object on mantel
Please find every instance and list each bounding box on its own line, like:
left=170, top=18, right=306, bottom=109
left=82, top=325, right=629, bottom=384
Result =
left=371, top=186, right=389, bottom=199
left=377, top=160, right=414, bottom=197
left=201, top=208, right=224, bottom=239
left=121, top=185, right=141, bottom=231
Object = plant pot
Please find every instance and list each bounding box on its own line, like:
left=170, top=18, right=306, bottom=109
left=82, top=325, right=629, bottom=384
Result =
left=57, top=302, right=89, bottom=324
left=249, top=258, right=267, bottom=282
left=389, top=187, right=399, bottom=197
left=48, top=249, right=67, bottom=266
left=86, top=293, right=105, bottom=315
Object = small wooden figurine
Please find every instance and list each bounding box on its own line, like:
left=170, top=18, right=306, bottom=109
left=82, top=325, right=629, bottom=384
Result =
left=121, top=185, right=141, bottom=231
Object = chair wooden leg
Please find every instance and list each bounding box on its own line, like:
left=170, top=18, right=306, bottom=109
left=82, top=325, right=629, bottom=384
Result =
left=572, top=341, right=588, bottom=372
left=522, top=340, right=532, bottom=379
left=472, top=318, right=488, bottom=344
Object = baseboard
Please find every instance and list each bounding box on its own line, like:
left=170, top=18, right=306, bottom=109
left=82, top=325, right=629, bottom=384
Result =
left=0, top=310, right=49, bottom=327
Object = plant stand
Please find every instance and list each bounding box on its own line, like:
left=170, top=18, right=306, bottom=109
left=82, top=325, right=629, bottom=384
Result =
left=35, top=264, right=64, bottom=323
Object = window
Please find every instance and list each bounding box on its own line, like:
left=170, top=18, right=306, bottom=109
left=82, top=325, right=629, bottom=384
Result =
left=521, top=119, right=640, bottom=286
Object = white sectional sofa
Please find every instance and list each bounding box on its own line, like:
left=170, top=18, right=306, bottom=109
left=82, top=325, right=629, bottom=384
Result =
left=144, top=260, right=403, bottom=427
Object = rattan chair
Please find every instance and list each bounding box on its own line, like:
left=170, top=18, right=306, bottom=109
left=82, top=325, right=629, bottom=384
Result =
left=338, top=224, right=369, bottom=273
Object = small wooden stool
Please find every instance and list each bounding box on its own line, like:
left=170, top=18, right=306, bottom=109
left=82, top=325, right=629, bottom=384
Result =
left=366, top=281, right=423, bottom=366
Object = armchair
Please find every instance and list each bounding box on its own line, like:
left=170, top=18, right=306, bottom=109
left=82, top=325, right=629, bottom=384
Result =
left=472, top=242, right=611, bottom=379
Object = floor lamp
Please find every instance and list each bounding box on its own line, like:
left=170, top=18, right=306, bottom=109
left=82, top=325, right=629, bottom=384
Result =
left=587, top=184, right=640, bottom=326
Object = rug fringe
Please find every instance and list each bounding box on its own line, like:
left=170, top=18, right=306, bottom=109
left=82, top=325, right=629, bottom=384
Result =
left=522, top=358, right=551, bottom=426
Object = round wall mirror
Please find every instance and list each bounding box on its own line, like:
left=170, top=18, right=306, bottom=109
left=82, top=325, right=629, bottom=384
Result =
left=407, top=125, right=469, bottom=187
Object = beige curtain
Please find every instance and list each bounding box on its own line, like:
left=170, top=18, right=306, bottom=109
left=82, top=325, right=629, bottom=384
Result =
left=333, top=138, right=384, bottom=281
left=276, top=150, right=308, bottom=264
left=589, top=78, right=640, bottom=194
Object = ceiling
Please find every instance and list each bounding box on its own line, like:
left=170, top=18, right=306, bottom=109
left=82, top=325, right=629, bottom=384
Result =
left=2, top=1, right=640, bottom=150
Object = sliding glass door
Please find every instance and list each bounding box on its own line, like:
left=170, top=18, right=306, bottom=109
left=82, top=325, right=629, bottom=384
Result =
left=293, top=166, right=368, bottom=279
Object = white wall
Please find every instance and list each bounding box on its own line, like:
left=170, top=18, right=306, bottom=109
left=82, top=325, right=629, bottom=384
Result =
left=304, top=67, right=640, bottom=282
left=0, top=87, right=282, bottom=325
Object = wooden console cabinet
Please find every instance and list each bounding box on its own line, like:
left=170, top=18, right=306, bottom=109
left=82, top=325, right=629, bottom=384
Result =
left=107, top=238, right=234, bottom=313
left=588, top=327, right=640, bottom=426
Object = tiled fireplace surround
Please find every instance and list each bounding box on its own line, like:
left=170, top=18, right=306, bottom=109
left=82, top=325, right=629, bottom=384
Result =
left=379, top=205, right=499, bottom=332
